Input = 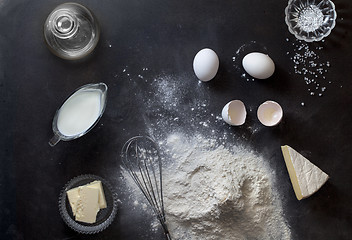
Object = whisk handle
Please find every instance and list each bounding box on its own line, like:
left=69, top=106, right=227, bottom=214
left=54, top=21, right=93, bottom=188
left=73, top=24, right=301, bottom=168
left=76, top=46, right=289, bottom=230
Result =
left=165, top=231, right=172, bottom=240
left=160, top=221, right=172, bottom=240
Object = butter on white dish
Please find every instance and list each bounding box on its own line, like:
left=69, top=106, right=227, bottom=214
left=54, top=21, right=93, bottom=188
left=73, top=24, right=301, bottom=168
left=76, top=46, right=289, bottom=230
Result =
left=66, top=180, right=107, bottom=223
left=281, top=145, right=329, bottom=200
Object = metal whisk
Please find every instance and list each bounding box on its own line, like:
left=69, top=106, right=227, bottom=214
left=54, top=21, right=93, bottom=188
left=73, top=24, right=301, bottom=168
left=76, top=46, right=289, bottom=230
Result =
left=121, top=136, right=172, bottom=240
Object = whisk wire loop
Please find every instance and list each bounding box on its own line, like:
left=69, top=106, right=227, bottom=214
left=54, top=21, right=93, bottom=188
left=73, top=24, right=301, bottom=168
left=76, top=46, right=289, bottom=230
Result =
left=121, top=136, right=171, bottom=240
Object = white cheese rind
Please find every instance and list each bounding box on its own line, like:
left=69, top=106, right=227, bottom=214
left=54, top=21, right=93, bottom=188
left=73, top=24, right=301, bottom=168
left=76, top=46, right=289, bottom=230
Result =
left=281, top=145, right=329, bottom=200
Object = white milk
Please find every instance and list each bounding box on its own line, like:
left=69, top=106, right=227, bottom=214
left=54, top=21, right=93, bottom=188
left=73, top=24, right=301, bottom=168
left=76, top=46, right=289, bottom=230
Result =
left=57, top=90, right=101, bottom=137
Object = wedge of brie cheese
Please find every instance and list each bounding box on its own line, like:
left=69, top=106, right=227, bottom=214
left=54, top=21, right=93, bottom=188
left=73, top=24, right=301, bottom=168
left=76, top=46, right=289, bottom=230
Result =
left=281, top=145, right=329, bottom=200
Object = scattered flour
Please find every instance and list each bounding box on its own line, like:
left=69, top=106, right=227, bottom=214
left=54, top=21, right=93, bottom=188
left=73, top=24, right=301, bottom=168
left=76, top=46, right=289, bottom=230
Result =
left=120, top=72, right=290, bottom=239
left=122, top=132, right=291, bottom=240
left=116, top=66, right=150, bottom=82
left=162, top=133, right=291, bottom=240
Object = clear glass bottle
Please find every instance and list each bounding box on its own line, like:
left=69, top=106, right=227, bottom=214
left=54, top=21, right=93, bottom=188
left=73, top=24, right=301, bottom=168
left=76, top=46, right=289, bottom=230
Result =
left=44, top=3, right=100, bottom=60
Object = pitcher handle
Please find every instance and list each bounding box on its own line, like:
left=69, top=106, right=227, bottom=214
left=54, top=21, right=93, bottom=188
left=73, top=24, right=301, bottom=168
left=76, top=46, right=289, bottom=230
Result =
left=49, top=134, right=61, bottom=147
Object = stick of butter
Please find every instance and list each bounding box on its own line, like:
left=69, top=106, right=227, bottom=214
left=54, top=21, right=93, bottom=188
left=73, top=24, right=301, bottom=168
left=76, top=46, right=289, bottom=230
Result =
left=281, top=145, right=329, bottom=200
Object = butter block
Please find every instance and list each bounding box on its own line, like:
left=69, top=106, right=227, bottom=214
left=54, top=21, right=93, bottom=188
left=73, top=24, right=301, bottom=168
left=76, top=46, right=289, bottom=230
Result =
left=281, top=145, right=329, bottom=200
left=75, top=186, right=100, bottom=224
left=66, top=187, right=80, bottom=216
left=86, top=180, right=107, bottom=209
left=66, top=179, right=108, bottom=223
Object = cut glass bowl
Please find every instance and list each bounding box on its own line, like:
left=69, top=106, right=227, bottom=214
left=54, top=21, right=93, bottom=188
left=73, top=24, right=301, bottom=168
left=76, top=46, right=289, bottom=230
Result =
left=285, top=0, right=337, bottom=42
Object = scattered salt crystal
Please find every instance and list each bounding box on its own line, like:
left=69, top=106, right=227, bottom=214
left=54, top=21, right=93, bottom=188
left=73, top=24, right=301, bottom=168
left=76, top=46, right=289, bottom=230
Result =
left=289, top=40, right=331, bottom=97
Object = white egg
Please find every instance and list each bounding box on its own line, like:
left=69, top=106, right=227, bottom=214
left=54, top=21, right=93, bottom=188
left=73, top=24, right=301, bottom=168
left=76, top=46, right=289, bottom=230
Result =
left=242, top=52, right=275, bottom=79
left=193, top=48, right=219, bottom=82
left=257, top=101, right=283, bottom=127
left=221, top=100, right=246, bottom=126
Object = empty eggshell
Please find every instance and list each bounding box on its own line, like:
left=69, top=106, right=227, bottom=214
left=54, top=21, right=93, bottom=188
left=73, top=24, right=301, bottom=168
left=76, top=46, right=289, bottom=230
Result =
left=242, top=52, right=275, bottom=79
left=221, top=100, right=246, bottom=126
left=257, top=101, right=283, bottom=126
left=193, top=48, right=219, bottom=82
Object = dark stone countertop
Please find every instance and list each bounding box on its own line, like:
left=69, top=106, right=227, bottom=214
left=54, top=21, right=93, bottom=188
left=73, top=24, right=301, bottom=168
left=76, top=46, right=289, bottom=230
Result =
left=0, top=0, right=351, bottom=239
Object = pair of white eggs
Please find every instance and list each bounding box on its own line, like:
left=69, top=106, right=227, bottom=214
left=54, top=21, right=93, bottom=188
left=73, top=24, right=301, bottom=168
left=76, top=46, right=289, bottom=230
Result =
left=193, top=48, right=275, bottom=81
left=222, top=100, right=283, bottom=127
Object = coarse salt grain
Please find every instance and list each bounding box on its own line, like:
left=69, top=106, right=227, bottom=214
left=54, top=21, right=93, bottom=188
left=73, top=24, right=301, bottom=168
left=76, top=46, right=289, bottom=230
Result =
left=290, top=40, right=332, bottom=97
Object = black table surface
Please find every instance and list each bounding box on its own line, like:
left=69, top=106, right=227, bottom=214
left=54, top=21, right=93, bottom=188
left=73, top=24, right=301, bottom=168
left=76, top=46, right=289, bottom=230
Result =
left=1, top=0, right=352, bottom=239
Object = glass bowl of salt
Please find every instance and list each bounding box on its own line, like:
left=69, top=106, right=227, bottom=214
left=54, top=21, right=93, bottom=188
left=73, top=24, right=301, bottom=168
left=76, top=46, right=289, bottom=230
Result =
left=285, top=0, right=337, bottom=42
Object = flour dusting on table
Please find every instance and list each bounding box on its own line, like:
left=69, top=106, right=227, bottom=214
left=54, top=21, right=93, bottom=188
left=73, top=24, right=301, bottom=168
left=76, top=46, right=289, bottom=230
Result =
left=121, top=73, right=291, bottom=239
left=122, top=132, right=291, bottom=240
left=164, top=133, right=290, bottom=240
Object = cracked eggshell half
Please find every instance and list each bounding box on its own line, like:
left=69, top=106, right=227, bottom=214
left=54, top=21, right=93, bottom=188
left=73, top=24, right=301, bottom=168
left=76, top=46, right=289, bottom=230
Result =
left=221, top=100, right=246, bottom=126
left=242, top=52, right=275, bottom=79
left=193, top=48, right=219, bottom=82
left=257, top=100, right=283, bottom=126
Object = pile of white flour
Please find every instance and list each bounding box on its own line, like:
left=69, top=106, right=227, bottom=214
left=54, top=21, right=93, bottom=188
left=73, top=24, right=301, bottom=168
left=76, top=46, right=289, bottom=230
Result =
left=122, top=132, right=291, bottom=240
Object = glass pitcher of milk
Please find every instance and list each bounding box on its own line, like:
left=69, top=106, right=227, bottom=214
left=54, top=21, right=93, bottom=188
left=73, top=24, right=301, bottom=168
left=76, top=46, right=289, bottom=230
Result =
left=49, top=83, right=107, bottom=146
